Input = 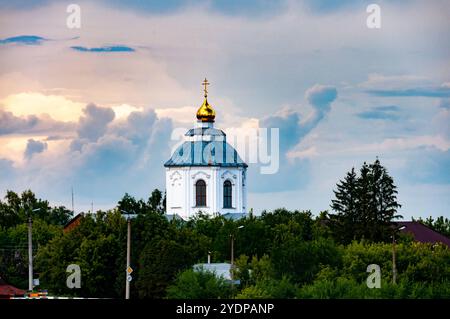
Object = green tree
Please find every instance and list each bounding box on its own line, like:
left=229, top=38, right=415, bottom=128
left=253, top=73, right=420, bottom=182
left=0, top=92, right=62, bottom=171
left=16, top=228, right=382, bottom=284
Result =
left=237, top=276, right=297, bottom=299
left=166, top=268, right=232, bottom=299
left=148, top=189, right=164, bottom=213
left=271, top=238, right=341, bottom=284
left=35, top=211, right=126, bottom=297
left=330, top=168, right=359, bottom=243
left=368, top=159, right=402, bottom=241
left=137, top=239, right=195, bottom=298
left=0, top=219, right=62, bottom=288
left=330, top=159, right=401, bottom=243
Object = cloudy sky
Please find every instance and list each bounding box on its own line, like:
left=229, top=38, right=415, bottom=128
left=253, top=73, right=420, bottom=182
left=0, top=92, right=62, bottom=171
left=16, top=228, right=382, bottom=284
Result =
left=0, top=0, right=449, bottom=219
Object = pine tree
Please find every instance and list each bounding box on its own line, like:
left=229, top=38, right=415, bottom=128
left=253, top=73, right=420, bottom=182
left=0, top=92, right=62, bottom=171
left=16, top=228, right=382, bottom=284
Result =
left=330, top=159, right=402, bottom=243
left=375, top=160, right=402, bottom=240
left=330, top=167, right=359, bottom=243
left=356, top=162, right=372, bottom=240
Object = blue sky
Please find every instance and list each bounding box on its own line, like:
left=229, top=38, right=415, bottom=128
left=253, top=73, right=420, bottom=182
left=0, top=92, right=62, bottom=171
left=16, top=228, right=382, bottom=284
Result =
left=0, top=0, right=449, bottom=219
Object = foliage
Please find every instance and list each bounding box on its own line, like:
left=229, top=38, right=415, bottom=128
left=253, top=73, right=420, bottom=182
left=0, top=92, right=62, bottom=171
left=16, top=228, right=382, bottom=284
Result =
left=35, top=211, right=126, bottom=297
left=1, top=185, right=449, bottom=299
left=0, top=190, right=70, bottom=288
left=271, top=237, right=341, bottom=284
left=166, top=268, right=232, bottom=299
left=237, top=276, right=298, bottom=299
left=330, top=159, right=402, bottom=243
left=297, top=278, right=450, bottom=299
left=0, top=190, right=72, bottom=228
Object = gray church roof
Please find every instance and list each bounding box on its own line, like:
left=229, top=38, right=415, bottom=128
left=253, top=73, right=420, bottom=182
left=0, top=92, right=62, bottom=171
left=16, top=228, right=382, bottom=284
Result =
left=164, top=141, right=247, bottom=168
left=185, top=127, right=226, bottom=137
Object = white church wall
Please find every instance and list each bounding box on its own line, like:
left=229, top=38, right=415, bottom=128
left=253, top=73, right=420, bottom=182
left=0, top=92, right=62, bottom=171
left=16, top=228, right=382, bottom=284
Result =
left=166, top=166, right=247, bottom=220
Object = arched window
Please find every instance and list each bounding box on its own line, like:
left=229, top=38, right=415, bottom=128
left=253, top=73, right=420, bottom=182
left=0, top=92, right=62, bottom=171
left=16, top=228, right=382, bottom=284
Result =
left=223, top=180, right=232, bottom=208
left=195, top=180, right=206, bottom=207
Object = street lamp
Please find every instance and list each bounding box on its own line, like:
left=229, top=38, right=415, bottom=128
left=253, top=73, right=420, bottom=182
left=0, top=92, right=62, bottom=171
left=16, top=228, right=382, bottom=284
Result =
left=230, top=225, right=244, bottom=269
left=392, top=225, right=407, bottom=284
left=230, top=225, right=244, bottom=294
left=120, top=210, right=137, bottom=300
left=28, top=208, right=41, bottom=291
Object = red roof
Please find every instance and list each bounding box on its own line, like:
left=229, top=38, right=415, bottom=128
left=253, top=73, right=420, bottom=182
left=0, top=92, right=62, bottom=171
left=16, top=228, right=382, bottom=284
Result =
left=396, top=221, right=450, bottom=247
left=0, top=278, right=26, bottom=297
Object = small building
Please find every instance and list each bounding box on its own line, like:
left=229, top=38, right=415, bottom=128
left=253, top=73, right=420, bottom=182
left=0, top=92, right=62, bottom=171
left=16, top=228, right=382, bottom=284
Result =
left=63, top=213, right=83, bottom=233
left=193, top=263, right=233, bottom=281
left=0, top=277, right=26, bottom=299
left=193, top=262, right=240, bottom=285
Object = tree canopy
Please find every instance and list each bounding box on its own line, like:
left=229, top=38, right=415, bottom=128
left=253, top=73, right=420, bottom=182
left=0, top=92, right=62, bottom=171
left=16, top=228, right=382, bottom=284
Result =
left=1, top=160, right=449, bottom=299
left=330, top=159, right=402, bottom=243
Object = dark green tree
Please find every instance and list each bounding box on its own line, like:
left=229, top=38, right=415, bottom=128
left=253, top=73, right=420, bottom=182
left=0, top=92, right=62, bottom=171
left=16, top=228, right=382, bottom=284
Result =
left=148, top=189, right=164, bottom=213
left=369, top=159, right=402, bottom=241
left=166, top=268, right=232, bottom=299
left=330, top=168, right=359, bottom=243
left=136, top=239, right=193, bottom=298
left=331, top=159, right=401, bottom=243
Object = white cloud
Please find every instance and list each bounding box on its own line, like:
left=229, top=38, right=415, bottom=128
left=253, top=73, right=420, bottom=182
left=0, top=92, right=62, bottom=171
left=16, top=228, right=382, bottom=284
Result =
left=358, top=74, right=431, bottom=90
left=360, top=135, right=450, bottom=153
left=0, top=0, right=449, bottom=218
left=155, top=106, right=197, bottom=126
left=287, top=146, right=318, bottom=160
left=112, top=104, right=143, bottom=120
left=1, top=92, right=84, bottom=122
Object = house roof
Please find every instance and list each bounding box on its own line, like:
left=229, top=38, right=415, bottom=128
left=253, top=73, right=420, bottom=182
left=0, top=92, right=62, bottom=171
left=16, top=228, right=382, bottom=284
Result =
left=0, top=277, right=26, bottom=297
left=193, top=263, right=232, bottom=280
left=396, top=221, right=450, bottom=247
left=63, top=213, right=83, bottom=229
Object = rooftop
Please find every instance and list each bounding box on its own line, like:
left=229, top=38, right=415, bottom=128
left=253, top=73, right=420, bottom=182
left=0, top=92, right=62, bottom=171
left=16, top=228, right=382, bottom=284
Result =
left=164, top=141, right=247, bottom=168
left=397, top=221, right=450, bottom=247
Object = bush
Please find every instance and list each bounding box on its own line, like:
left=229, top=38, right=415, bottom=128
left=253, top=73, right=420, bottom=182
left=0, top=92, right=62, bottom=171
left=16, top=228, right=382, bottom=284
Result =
left=236, top=276, right=298, bottom=299
left=297, top=278, right=450, bottom=299
left=166, top=268, right=232, bottom=299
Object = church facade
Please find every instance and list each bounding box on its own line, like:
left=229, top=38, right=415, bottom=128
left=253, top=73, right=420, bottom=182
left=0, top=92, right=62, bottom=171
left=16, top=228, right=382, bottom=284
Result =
left=164, top=79, right=248, bottom=220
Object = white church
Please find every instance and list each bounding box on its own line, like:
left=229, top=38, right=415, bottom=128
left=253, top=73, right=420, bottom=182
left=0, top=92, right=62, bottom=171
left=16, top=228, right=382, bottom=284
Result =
left=165, top=79, right=248, bottom=220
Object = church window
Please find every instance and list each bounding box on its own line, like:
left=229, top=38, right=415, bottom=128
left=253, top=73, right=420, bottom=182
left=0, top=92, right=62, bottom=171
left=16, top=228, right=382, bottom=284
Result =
left=195, top=179, right=206, bottom=207
left=223, top=180, right=232, bottom=208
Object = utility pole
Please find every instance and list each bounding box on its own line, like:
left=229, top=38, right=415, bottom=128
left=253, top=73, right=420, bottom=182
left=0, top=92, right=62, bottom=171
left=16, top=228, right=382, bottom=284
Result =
left=230, top=233, right=235, bottom=295
left=126, top=217, right=131, bottom=299
left=28, top=216, right=33, bottom=291
left=392, top=225, right=406, bottom=284
left=230, top=225, right=244, bottom=296
left=121, top=210, right=136, bottom=300
left=230, top=234, right=234, bottom=269
left=71, top=187, right=74, bottom=213
left=28, top=208, right=40, bottom=291
left=392, top=232, right=397, bottom=284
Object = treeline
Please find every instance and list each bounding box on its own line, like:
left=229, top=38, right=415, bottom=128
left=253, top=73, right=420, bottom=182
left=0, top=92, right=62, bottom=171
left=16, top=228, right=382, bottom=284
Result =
left=0, top=159, right=449, bottom=298
left=0, top=190, right=72, bottom=288
left=1, top=193, right=449, bottom=298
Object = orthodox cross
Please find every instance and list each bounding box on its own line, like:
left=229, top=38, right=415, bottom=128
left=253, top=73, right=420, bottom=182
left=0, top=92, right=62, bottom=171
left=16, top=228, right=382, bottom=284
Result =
left=202, top=78, right=210, bottom=98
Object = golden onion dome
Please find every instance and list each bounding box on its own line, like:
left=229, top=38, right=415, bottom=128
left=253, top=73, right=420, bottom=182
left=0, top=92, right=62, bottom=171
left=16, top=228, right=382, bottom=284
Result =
left=196, top=97, right=215, bottom=122
left=196, top=78, right=216, bottom=122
